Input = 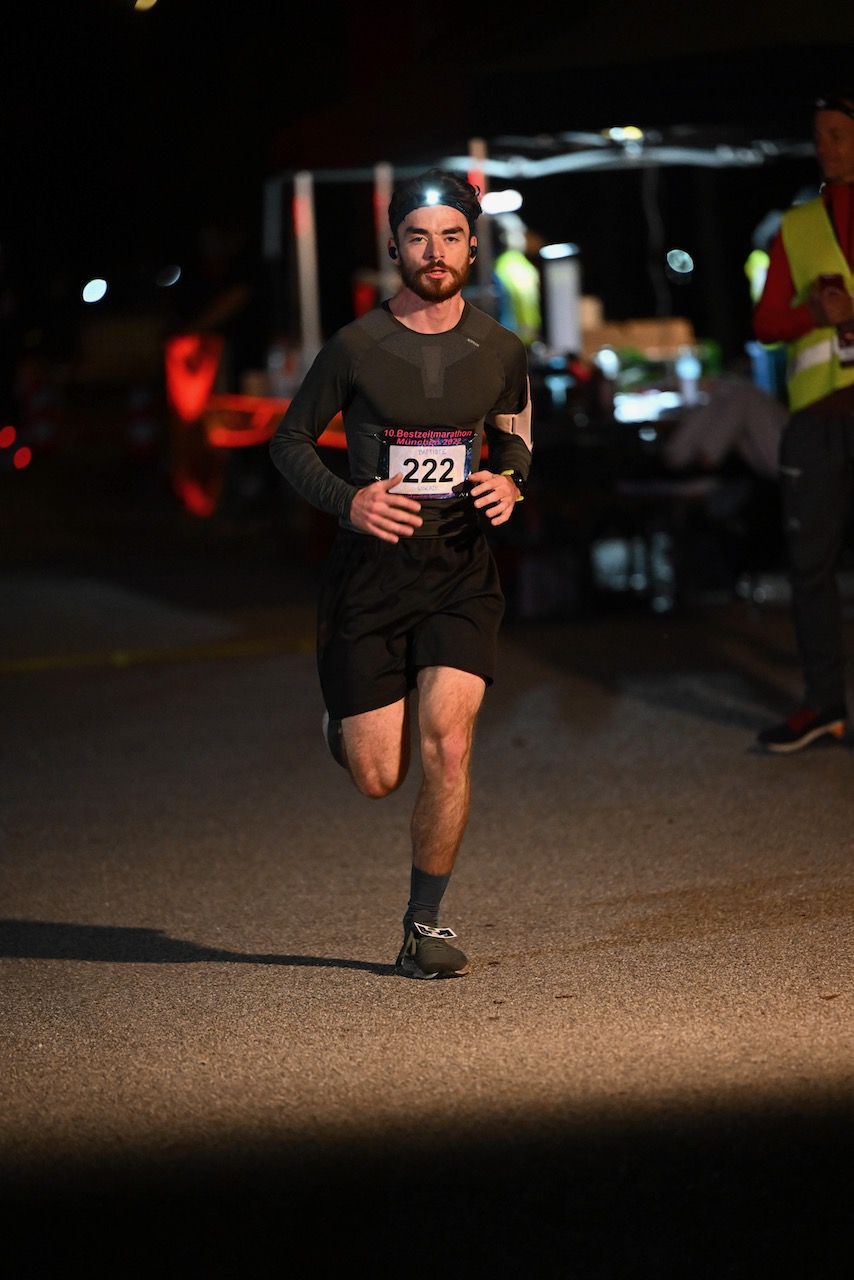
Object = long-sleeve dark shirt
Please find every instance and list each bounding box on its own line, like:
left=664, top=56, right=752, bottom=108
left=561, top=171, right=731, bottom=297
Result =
left=269, top=300, right=532, bottom=536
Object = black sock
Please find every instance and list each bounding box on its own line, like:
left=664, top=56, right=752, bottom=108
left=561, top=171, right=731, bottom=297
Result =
left=403, top=867, right=451, bottom=932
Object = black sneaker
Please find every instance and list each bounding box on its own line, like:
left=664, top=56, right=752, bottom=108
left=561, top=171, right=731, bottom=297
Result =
left=321, top=710, right=346, bottom=768
left=757, top=704, right=847, bottom=754
left=395, top=911, right=470, bottom=979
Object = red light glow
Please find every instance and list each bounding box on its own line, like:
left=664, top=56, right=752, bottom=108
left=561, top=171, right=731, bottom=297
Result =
left=204, top=395, right=346, bottom=450
left=353, top=280, right=377, bottom=318
left=292, top=191, right=312, bottom=239
left=13, top=446, right=32, bottom=470
left=164, top=334, right=224, bottom=423
left=0, top=425, right=16, bottom=448
left=174, top=476, right=218, bottom=518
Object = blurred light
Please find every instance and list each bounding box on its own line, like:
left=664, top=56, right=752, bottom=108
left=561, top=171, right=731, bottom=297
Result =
left=424, top=187, right=441, bottom=206
left=676, top=346, right=702, bottom=405
left=156, top=264, right=182, bottom=288
left=134, top=0, right=158, bottom=9
left=539, top=242, right=580, bottom=260
left=606, top=126, right=644, bottom=143
left=667, top=248, right=694, bottom=274
left=544, top=374, right=571, bottom=407
left=467, top=167, right=485, bottom=198
left=82, top=278, right=108, bottom=304
left=165, top=333, right=224, bottom=423
left=481, top=189, right=523, bottom=215
left=614, top=391, right=681, bottom=422
left=174, top=477, right=217, bottom=518
left=594, top=346, right=620, bottom=379
left=13, top=446, right=32, bottom=470
left=745, top=248, right=770, bottom=302
left=0, top=424, right=16, bottom=448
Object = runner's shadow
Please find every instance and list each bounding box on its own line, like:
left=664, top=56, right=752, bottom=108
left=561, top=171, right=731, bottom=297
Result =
left=0, top=919, right=393, bottom=975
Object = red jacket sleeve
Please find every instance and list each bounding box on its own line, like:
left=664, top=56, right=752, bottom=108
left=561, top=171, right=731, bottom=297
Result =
left=752, top=230, right=814, bottom=344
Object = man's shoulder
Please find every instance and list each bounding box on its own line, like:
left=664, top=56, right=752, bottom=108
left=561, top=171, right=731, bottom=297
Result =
left=335, top=305, right=398, bottom=346
left=461, top=301, right=527, bottom=354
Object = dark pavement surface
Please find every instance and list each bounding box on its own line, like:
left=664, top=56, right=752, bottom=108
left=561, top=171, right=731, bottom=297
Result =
left=1, top=459, right=852, bottom=1276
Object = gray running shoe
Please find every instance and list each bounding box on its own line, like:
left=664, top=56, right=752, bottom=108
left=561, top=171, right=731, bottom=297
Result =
left=321, top=710, right=346, bottom=768
left=395, top=911, right=470, bottom=979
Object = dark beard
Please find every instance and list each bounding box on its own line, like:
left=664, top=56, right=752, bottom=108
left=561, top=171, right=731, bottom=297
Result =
left=401, top=257, right=471, bottom=302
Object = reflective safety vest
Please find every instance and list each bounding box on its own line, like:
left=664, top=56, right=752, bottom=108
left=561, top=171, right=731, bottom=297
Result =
left=494, top=249, right=542, bottom=346
left=781, top=195, right=854, bottom=412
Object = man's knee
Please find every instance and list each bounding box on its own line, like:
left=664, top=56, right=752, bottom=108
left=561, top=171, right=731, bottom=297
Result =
left=345, top=742, right=410, bottom=799
left=420, top=724, right=473, bottom=782
left=341, top=702, right=410, bottom=798
left=351, top=768, right=407, bottom=800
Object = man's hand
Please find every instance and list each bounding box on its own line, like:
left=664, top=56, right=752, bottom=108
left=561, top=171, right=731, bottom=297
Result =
left=469, top=469, right=522, bottom=527
left=349, top=475, right=423, bottom=542
left=807, top=276, right=854, bottom=327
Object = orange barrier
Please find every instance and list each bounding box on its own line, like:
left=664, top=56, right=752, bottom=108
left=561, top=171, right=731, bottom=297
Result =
left=166, top=335, right=346, bottom=517
left=203, top=394, right=346, bottom=449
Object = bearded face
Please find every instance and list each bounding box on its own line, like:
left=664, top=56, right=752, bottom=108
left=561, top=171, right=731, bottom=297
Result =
left=391, top=203, right=476, bottom=305
left=399, top=254, right=472, bottom=302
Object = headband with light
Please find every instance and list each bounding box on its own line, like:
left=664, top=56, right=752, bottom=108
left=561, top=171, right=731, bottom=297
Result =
left=815, top=95, right=854, bottom=121
left=390, top=187, right=479, bottom=237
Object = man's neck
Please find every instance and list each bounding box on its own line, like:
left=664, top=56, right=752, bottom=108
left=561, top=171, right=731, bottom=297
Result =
left=388, top=288, right=465, bottom=333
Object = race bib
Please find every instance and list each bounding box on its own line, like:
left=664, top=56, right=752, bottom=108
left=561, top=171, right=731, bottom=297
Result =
left=378, top=427, right=474, bottom=499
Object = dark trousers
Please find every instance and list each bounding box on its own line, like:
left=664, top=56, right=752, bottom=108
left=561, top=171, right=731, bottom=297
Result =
left=778, top=410, right=854, bottom=709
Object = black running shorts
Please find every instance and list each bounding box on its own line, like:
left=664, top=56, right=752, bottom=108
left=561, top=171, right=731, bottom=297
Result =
left=317, top=527, right=505, bottom=720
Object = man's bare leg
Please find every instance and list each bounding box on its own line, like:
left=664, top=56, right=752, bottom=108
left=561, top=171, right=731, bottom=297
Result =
left=411, top=665, right=486, bottom=876
left=390, top=666, right=485, bottom=976
left=340, top=698, right=411, bottom=798
left=331, top=668, right=484, bottom=976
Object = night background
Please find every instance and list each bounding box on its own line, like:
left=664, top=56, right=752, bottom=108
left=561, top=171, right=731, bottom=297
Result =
left=4, top=2, right=854, bottom=382
left=3, top=7, right=853, bottom=1273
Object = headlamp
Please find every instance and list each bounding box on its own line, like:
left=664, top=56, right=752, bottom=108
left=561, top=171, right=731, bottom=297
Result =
left=390, top=189, right=479, bottom=237
left=815, top=95, right=854, bottom=122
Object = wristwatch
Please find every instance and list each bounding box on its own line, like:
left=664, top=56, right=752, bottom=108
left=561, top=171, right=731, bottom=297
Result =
left=500, top=469, right=527, bottom=501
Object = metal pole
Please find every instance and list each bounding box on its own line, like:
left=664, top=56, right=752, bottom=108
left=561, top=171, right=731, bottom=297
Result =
left=373, top=162, right=398, bottom=300
left=293, top=171, right=322, bottom=369
left=467, top=137, right=498, bottom=317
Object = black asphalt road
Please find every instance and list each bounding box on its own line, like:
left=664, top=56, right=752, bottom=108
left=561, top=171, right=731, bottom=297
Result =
left=2, top=467, right=852, bottom=1277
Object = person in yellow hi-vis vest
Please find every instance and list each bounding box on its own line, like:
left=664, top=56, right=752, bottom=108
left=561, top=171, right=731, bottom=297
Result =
left=493, top=213, right=543, bottom=347
left=752, top=93, right=854, bottom=752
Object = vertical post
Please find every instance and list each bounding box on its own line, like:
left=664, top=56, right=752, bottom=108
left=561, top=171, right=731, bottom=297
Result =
left=373, top=162, right=397, bottom=300
left=262, top=176, right=289, bottom=334
left=467, top=137, right=498, bottom=317
left=542, top=252, right=582, bottom=354
left=293, top=171, right=322, bottom=370
left=262, top=176, right=283, bottom=261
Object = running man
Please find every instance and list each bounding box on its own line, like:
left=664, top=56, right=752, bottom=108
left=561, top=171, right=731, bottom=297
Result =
left=269, top=168, right=532, bottom=977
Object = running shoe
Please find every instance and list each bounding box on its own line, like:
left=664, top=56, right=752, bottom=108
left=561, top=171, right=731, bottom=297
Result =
left=321, top=710, right=346, bottom=768
left=756, top=704, right=847, bottom=754
left=395, top=910, right=470, bottom=979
